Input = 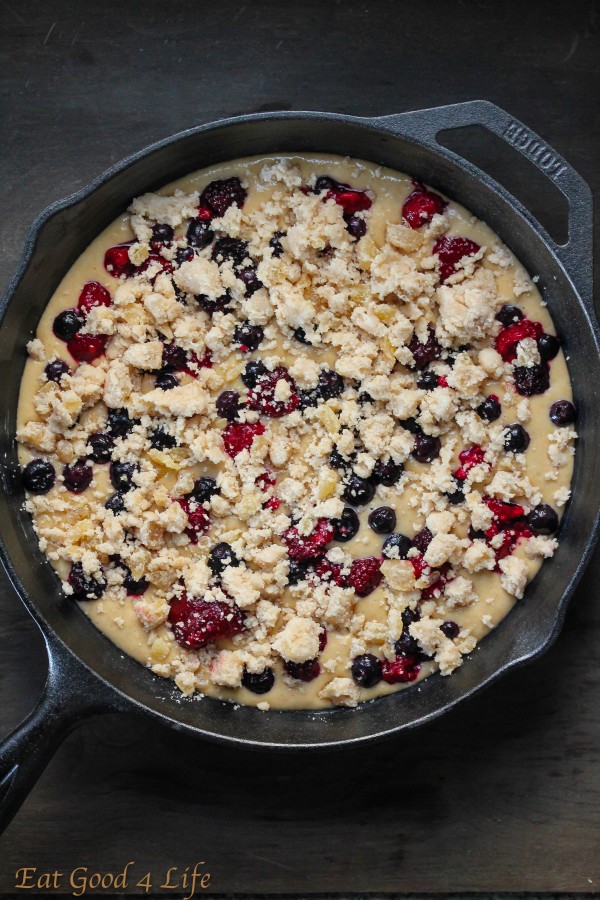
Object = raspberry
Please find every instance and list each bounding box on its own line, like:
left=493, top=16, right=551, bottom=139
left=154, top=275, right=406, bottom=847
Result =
left=313, top=557, right=348, bottom=588
left=67, top=333, right=107, bottom=362
left=77, top=281, right=112, bottom=315
left=284, top=518, right=335, bottom=561
left=486, top=497, right=526, bottom=525
left=348, top=556, right=383, bottom=597
left=401, top=182, right=446, bottom=229
left=315, top=176, right=372, bottom=215
left=168, top=593, right=245, bottom=650
left=177, top=498, right=210, bottom=544
left=200, top=177, right=247, bottom=217
left=104, top=242, right=135, bottom=278
left=185, top=349, right=213, bottom=377
left=381, top=655, right=421, bottom=684
left=247, top=366, right=299, bottom=417
left=408, top=325, right=441, bottom=370
left=139, top=252, right=174, bottom=276
left=433, top=235, right=480, bottom=283
left=494, top=318, right=543, bottom=362
left=420, top=562, right=452, bottom=601
left=454, top=444, right=486, bottom=480
left=326, top=187, right=372, bottom=215
left=223, top=421, right=266, bottom=457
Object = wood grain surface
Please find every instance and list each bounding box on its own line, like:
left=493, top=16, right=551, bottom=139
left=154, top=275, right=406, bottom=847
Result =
left=0, top=0, right=599, bottom=893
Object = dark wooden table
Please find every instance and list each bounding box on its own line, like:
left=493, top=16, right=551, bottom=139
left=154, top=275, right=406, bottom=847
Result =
left=1, top=0, right=599, bottom=894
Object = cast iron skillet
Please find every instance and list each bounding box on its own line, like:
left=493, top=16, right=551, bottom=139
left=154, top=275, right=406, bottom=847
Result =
left=0, top=101, right=597, bottom=832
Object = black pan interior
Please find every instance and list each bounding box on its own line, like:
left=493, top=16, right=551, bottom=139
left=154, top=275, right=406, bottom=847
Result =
left=0, top=113, right=598, bottom=748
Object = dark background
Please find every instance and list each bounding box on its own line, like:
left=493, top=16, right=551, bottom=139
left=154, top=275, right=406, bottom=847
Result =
left=0, top=0, right=599, bottom=894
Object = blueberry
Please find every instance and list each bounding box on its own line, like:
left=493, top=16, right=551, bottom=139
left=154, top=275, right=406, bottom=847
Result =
left=538, top=333, right=561, bottom=361
left=211, top=236, right=249, bottom=267
left=149, top=427, right=177, bottom=450
left=298, top=389, right=320, bottom=410
left=477, top=395, right=501, bottom=422
left=318, top=369, right=344, bottom=400
left=330, top=448, right=352, bottom=471
left=368, top=506, right=397, bottom=534
left=186, top=217, right=214, bottom=249
left=549, top=400, right=576, bottom=426
left=190, top=477, right=219, bottom=503
left=233, top=322, right=264, bottom=351
left=440, top=620, right=460, bottom=639
left=63, top=461, right=93, bottom=493
left=342, top=474, right=376, bottom=506
left=351, top=654, right=382, bottom=688
left=402, top=607, right=421, bottom=627
left=237, top=266, right=263, bottom=296
left=68, top=562, right=105, bottom=600
left=110, top=461, right=137, bottom=492
left=284, top=659, right=320, bottom=682
left=44, top=359, right=70, bottom=383
left=526, top=503, right=559, bottom=535
left=345, top=215, right=367, bottom=239
left=332, top=507, right=360, bottom=542
left=269, top=231, right=285, bottom=257
left=293, top=327, right=313, bottom=345
left=123, top=572, right=149, bottom=595
left=162, top=342, right=187, bottom=370
left=412, top=433, right=441, bottom=463
left=417, top=370, right=439, bottom=391
left=503, top=423, right=530, bottom=453
left=412, top=527, right=433, bottom=553
left=105, top=493, right=126, bottom=515
left=394, top=629, right=431, bottom=661
left=216, top=390, right=243, bottom=421
left=372, top=459, right=404, bottom=487
left=513, top=363, right=550, bottom=397
left=382, top=533, right=413, bottom=559
left=208, top=542, right=239, bottom=575
left=315, top=176, right=338, bottom=192
left=155, top=370, right=179, bottom=391
left=22, top=458, right=55, bottom=494
left=358, top=391, right=374, bottom=404
left=496, top=304, right=523, bottom=326
left=175, top=247, right=196, bottom=266
left=445, top=477, right=465, bottom=505
left=242, top=667, right=275, bottom=694
left=107, top=407, right=138, bottom=439
left=53, top=308, right=83, bottom=341
left=87, top=432, right=115, bottom=463
left=194, top=291, right=232, bottom=314
left=287, top=559, right=311, bottom=585
left=242, top=359, right=267, bottom=388
left=150, top=222, right=174, bottom=247
left=400, top=417, right=422, bottom=435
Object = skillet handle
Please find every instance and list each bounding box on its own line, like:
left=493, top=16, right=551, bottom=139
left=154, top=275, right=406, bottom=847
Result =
left=371, top=100, right=594, bottom=310
left=0, top=630, right=125, bottom=834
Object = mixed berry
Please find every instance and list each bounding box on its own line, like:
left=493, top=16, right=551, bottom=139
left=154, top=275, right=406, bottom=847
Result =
left=18, top=158, right=576, bottom=710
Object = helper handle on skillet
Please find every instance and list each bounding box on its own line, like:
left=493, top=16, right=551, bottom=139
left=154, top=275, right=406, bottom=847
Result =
left=372, top=100, right=594, bottom=309
left=0, top=627, right=126, bottom=833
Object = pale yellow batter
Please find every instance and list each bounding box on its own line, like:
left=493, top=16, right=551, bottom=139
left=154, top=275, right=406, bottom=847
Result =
left=16, top=154, right=575, bottom=709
